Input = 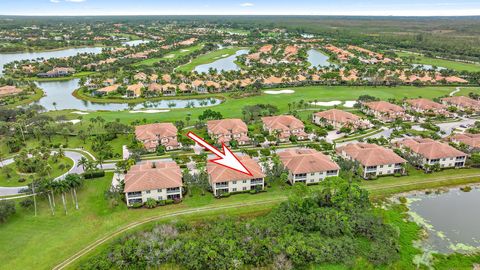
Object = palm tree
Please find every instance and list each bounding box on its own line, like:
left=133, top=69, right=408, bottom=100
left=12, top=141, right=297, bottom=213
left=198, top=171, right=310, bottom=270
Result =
left=65, top=174, right=83, bottom=210
left=41, top=179, right=56, bottom=215
left=52, top=102, right=57, bottom=110
left=77, top=157, right=88, bottom=171
left=56, top=180, right=70, bottom=215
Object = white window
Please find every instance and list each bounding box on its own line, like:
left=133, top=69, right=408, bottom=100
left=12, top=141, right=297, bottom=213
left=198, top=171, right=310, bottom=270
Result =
left=242, top=180, right=247, bottom=184
left=243, top=187, right=247, bottom=191
left=233, top=181, right=237, bottom=185
left=232, top=188, right=237, bottom=192
left=157, top=189, right=162, bottom=192
left=146, top=190, right=151, bottom=194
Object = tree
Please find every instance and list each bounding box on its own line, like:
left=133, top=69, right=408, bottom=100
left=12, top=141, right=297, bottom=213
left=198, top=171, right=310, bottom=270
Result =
left=65, top=174, right=83, bottom=210
left=77, top=157, right=88, bottom=170
left=0, top=200, right=16, bottom=223
left=56, top=180, right=70, bottom=215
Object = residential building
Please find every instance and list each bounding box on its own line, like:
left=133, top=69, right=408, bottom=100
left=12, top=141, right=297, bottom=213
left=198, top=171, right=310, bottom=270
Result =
left=396, top=138, right=467, bottom=169
left=363, top=100, right=411, bottom=122
left=135, top=123, right=181, bottom=152
left=441, top=96, right=480, bottom=112
left=450, top=133, right=480, bottom=151
left=312, top=109, right=370, bottom=130
left=261, top=115, right=308, bottom=142
left=0, top=85, right=23, bottom=97
left=278, top=149, right=340, bottom=184
left=336, top=143, right=406, bottom=179
left=207, top=155, right=265, bottom=196
left=207, top=118, right=251, bottom=146
left=124, top=161, right=183, bottom=206
left=405, top=98, right=449, bottom=116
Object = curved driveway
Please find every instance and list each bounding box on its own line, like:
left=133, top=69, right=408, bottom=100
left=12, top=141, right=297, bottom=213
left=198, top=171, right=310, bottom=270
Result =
left=0, top=150, right=115, bottom=196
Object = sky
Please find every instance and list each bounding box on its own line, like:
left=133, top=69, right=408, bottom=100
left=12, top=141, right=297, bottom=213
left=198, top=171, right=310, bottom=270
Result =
left=1, top=0, right=480, bottom=16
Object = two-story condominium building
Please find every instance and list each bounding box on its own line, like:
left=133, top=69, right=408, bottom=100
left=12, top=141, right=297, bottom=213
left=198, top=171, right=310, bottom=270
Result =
left=441, top=96, right=480, bottom=112
left=261, top=115, right=308, bottom=142
left=207, top=155, right=265, bottom=196
left=207, top=119, right=251, bottom=146
left=363, top=101, right=411, bottom=122
left=312, top=109, right=371, bottom=130
left=450, top=133, right=480, bottom=151
left=405, top=98, right=450, bottom=116
left=278, top=149, right=340, bottom=184
left=396, top=138, right=467, bottom=169
left=124, top=161, right=183, bottom=206
left=336, top=143, right=406, bottom=179
left=135, top=123, right=181, bottom=152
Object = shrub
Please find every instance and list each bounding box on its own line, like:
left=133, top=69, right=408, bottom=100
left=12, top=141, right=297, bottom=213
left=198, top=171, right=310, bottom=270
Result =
left=0, top=200, right=16, bottom=223
left=20, top=198, right=34, bottom=209
left=131, top=202, right=143, bottom=208
left=165, top=199, right=174, bottom=205
left=83, top=170, right=105, bottom=179
left=460, top=186, right=472, bottom=192
left=145, top=198, right=157, bottom=209
left=18, top=178, right=26, bottom=183
left=220, top=192, right=231, bottom=198
left=158, top=200, right=166, bottom=206
left=398, top=197, right=407, bottom=204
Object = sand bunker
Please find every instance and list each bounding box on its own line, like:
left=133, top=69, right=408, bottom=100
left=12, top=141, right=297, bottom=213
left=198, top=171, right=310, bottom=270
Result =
left=310, top=101, right=342, bottom=106
left=129, top=110, right=170, bottom=114
left=164, top=54, right=175, bottom=59
left=71, top=111, right=89, bottom=115
left=180, top=49, right=190, bottom=52
left=264, top=89, right=295, bottom=95
left=343, top=100, right=357, bottom=108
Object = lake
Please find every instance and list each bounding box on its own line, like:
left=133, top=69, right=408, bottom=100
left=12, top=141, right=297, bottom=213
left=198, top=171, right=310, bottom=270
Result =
left=194, top=49, right=249, bottom=73
left=307, top=49, right=335, bottom=68
left=0, top=47, right=103, bottom=74
left=407, top=187, right=480, bottom=254
left=122, top=40, right=150, bottom=46
left=412, top=64, right=446, bottom=71
left=34, top=79, right=221, bottom=111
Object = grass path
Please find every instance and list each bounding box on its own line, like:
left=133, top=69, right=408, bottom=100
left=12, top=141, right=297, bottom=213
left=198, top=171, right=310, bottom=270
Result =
left=177, top=47, right=244, bottom=72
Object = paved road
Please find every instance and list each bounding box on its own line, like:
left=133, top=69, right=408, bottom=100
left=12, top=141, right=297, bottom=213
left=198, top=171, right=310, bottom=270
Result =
left=0, top=150, right=114, bottom=196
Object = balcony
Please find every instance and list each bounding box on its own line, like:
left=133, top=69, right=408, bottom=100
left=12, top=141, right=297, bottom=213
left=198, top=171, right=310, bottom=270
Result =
left=166, top=188, right=180, bottom=194
left=127, top=191, right=142, bottom=197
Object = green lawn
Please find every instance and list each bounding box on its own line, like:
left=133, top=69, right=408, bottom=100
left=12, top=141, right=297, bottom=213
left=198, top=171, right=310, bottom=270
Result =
left=177, top=47, right=245, bottom=72
left=397, top=51, right=480, bottom=72
left=73, top=85, right=480, bottom=125
left=0, top=156, right=73, bottom=187
left=1, top=168, right=480, bottom=269
left=133, top=44, right=205, bottom=66
left=2, top=87, right=44, bottom=108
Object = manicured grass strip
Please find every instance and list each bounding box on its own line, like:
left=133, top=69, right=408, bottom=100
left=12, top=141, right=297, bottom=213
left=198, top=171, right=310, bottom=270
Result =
left=397, top=51, right=480, bottom=72
left=133, top=44, right=205, bottom=66
left=2, top=87, right=43, bottom=109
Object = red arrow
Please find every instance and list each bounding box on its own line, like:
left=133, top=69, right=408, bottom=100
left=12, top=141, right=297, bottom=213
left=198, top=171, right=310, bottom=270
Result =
left=187, top=131, right=253, bottom=176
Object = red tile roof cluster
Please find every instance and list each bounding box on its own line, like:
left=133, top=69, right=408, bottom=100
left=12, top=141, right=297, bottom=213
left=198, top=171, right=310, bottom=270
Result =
left=278, top=149, right=339, bottom=174
left=124, top=161, right=182, bottom=192
left=365, top=101, right=405, bottom=114
left=406, top=98, right=446, bottom=111
left=207, top=155, right=265, bottom=183
left=314, top=109, right=361, bottom=125
left=397, top=138, right=465, bottom=159
left=135, top=123, right=177, bottom=141
left=450, top=133, right=480, bottom=149
left=337, top=143, right=406, bottom=166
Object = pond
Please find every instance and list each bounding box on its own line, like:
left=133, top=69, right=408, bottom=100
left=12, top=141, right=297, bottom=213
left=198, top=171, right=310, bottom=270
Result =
left=194, top=49, right=249, bottom=73
left=34, top=79, right=222, bottom=111
left=412, top=64, right=446, bottom=71
left=0, top=47, right=103, bottom=74
left=122, top=40, right=150, bottom=46
left=406, top=187, right=480, bottom=254
left=307, top=49, right=335, bottom=68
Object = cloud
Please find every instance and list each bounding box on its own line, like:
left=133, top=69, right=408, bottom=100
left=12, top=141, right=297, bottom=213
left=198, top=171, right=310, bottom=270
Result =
left=50, top=0, right=61, bottom=3
left=240, top=2, right=254, bottom=7
left=66, top=0, right=86, bottom=2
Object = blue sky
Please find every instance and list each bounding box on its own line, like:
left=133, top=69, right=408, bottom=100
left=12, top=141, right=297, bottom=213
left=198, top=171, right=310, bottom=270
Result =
left=1, top=0, right=480, bottom=16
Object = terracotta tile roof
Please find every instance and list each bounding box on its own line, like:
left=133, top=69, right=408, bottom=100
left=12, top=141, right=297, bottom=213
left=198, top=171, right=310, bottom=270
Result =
left=406, top=98, right=446, bottom=110
left=314, top=109, right=361, bottom=125
left=337, top=143, right=406, bottom=166
left=262, top=115, right=304, bottom=131
left=96, top=84, right=120, bottom=93
left=450, top=133, right=480, bottom=148
left=207, top=156, right=265, bottom=183
left=397, top=138, right=465, bottom=159
left=127, top=83, right=143, bottom=96
left=259, top=44, right=273, bottom=53
left=365, top=101, right=405, bottom=114
left=0, top=85, right=22, bottom=97
left=124, top=161, right=182, bottom=192
left=278, top=149, right=339, bottom=174
left=135, top=123, right=177, bottom=141
left=441, top=96, right=480, bottom=108
left=207, top=119, right=248, bottom=135
left=147, top=83, right=162, bottom=92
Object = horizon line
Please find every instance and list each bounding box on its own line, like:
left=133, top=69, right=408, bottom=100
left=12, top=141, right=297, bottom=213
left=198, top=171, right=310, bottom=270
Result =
left=1, top=14, right=480, bottom=17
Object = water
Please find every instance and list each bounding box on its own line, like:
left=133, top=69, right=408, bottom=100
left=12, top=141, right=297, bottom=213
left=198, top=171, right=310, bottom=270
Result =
left=307, top=49, right=335, bottom=68
left=122, top=40, right=150, bottom=46
left=407, top=187, right=480, bottom=254
left=412, top=64, right=446, bottom=71
left=194, top=49, right=249, bottom=73
left=34, top=79, right=221, bottom=111
left=0, top=47, right=103, bottom=74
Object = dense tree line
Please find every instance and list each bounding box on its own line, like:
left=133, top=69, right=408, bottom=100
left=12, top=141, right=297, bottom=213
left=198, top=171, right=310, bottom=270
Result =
left=80, top=177, right=400, bottom=269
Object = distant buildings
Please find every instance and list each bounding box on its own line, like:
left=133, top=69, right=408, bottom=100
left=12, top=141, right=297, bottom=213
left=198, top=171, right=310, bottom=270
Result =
left=313, top=109, right=370, bottom=130
left=124, top=161, right=183, bottom=206
left=450, top=133, right=480, bottom=151
left=337, top=143, right=406, bottom=179
left=261, top=115, right=308, bottom=142
left=37, top=67, right=75, bottom=78
left=207, top=119, right=251, bottom=146
left=441, top=96, right=480, bottom=112
left=135, top=123, right=181, bottom=152
left=278, top=149, right=339, bottom=184
left=207, top=155, right=265, bottom=196
left=405, top=98, right=449, bottom=116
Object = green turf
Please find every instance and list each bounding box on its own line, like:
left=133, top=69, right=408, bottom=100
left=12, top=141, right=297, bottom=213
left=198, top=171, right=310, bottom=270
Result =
left=0, top=156, right=73, bottom=187
left=177, top=47, right=244, bottom=72
left=133, top=44, right=205, bottom=66
left=398, top=51, right=480, bottom=72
